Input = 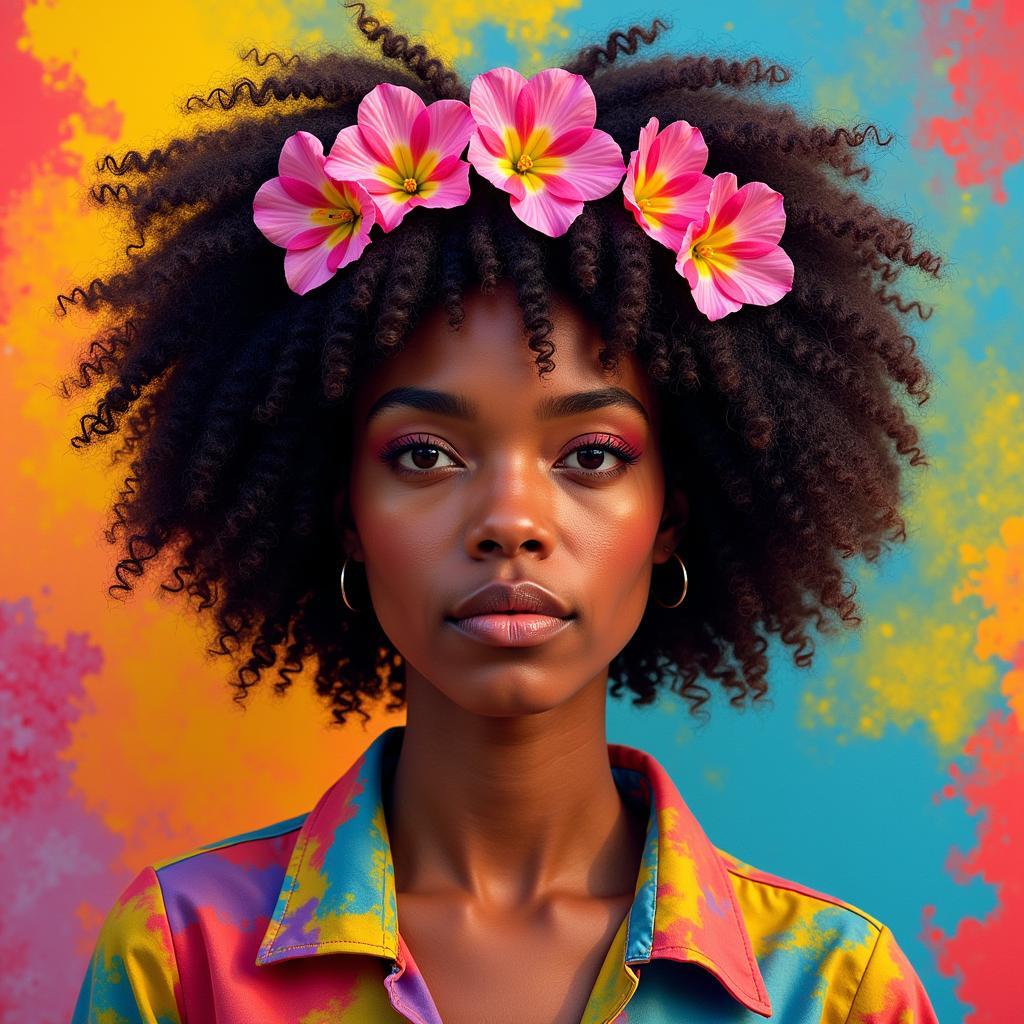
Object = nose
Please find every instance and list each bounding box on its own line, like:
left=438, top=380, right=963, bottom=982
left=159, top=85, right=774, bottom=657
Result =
left=462, top=455, right=557, bottom=559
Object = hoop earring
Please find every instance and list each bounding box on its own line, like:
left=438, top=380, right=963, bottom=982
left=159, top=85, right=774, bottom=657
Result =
left=652, top=550, right=688, bottom=609
left=340, top=555, right=362, bottom=613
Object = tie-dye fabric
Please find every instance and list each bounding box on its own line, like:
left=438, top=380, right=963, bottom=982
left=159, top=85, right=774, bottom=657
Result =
left=71, top=724, right=939, bottom=1023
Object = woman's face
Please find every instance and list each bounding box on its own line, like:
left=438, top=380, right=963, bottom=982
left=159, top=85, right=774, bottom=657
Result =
left=340, top=280, right=686, bottom=717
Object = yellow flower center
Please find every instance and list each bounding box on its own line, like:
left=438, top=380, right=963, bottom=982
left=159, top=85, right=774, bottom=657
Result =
left=694, top=242, right=715, bottom=259
left=516, top=154, right=534, bottom=173
left=403, top=177, right=419, bottom=193
left=638, top=198, right=651, bottom=209
left=326, top=209, right=355, bottom=222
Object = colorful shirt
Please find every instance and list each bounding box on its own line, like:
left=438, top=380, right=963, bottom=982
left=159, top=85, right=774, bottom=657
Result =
left=71, top=724, right=939, bottom=1023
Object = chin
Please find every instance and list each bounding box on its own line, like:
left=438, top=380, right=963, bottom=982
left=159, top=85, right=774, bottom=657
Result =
left=436, top=670, right=585, bottom=717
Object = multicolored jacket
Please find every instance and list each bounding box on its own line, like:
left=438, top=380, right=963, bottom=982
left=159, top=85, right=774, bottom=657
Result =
left=71, top=724, right=940, bottom=1022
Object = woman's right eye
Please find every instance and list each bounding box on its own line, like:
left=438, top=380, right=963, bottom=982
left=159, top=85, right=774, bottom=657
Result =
left=378, top=434, right=461, bottom=475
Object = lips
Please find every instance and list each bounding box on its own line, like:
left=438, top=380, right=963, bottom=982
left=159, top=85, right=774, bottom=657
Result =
left=447, top=580, right=574, bottom=621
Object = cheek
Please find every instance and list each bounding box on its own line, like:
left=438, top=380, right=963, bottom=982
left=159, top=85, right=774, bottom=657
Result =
left=350, top=459, right=402, bottom=557
left=599, top=463, right=665, bottom=565
left=607, top=513, right=658, bottom=570
left=567, top=475, right=665, bottom=623
left=347, top=456, right=449, bottom=620
left=593, top=499, right=660, bottom=583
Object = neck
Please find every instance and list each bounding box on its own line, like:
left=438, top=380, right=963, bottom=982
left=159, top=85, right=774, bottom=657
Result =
left=384, top=671, right=647, bottom=912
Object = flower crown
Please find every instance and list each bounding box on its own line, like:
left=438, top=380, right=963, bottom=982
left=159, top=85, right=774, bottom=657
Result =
left=252, top=66, right=794, bottom=322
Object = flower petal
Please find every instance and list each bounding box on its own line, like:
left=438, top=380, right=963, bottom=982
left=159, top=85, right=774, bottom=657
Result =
left=676, top=217, right=706, bottom=289
left=718, top=239, right=779, bottom=259
left=713, top=177, right=787, bottom=246
left=412, top=100, right=476, bottom=174
left=509, top=182, right=583, bottom=236
left=677, top=246, right=743, bottom=321
left=366, top=191, right=414, bottom=233
left=428, top=153, right=463, bottom=181
left=538, top=170, right=583, bottom=202
left=622, top=161, right=644, bottom=216
left=676, top=213, right=735, bottom=319
left=278, top=180, right=375, bottom=294
left=468, top=131, right=525, bottom=200
left=533, top=138, right=621, bottom=203
left=325, top=124, right=393, bottom=183
left=517, top=68, right=597, bottom=153
left=253, top=177, right=323, bottom=248
left=325, top=218, right=373, bottom=272
left=338, top=179, right=376, bottom=231
left=357, top=82, right=425, bottom=158
left=538, top=125, right=594, bottom=159
left=277, top=173, right=336, bottom=208
left=675, top=192, right=793, bottom=320
left=710, top=245, right=795, bottom=307
left=622, top=118, right=656, bottom=199
left=643, top=119, right=708, bottom=183
left=286, top=225, right=336, bottom=249
left=346, top=84, right=430, bottom=181
left=520, top=129, right=623, bottom=208
left=622, top=118, right=714, bottom=251
left=356, top=177, right=400, bottom=196
left=686, top=262, right=744, bottom=320
left=541, top=129, right=624, bottom=201
left=415, top=159, right=472, bottom=207
left=284, top=244, right=338, bottom=295
left=632, top=115, right=660, bottom=170
left=469, top=67, right=527, bottom=151
left=704, top=171, right=739, bottom=221
left=632, top=173, right=713, bottom=251
left=276, top=131, right=332, bottom=195
left=473, top=122, right=507, bottom=158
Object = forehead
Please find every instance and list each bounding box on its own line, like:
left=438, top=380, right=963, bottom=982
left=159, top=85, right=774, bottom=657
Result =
left=350, top=281, right=659, bottom=428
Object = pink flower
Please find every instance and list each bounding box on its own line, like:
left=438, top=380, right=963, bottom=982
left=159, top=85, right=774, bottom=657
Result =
left=676, top=172, right=795, bottom=321
left=252, top=130, right=376, bottom=296
left=324, top=83, right=476, bottom=233
left=466, top=66, right=625, bottom=236
left=622, top=116, right=714, bottom=252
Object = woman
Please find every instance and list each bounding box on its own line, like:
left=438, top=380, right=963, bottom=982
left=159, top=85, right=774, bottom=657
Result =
left=68, top=5, right=941, bottom=1022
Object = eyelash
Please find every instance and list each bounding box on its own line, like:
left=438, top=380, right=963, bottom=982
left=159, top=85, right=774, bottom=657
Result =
left=378, top=432, right=642, bottom=480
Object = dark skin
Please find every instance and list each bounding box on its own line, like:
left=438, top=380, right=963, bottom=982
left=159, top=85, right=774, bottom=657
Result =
left=336, top=280, right=689, bottom=1024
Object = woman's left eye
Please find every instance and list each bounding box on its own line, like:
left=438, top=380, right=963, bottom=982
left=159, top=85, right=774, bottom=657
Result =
left=379, top=433, right=641, bottom=478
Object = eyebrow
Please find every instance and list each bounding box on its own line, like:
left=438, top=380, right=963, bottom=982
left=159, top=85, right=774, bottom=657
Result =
left=365, top=385, right=651, bottom=427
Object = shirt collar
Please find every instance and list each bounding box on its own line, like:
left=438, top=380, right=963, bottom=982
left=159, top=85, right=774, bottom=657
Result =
left=255, top=725, right=772, bottom=1017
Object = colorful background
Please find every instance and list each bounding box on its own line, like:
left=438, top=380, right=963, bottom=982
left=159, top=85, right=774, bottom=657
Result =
left=1, top=1, right=1021, bottom=1021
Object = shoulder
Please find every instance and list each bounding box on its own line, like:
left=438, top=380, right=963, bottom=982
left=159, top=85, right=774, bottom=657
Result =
left=153, top=810, right=309, bottom=876
left=72, top=863, right=185, bottom=1023
left=716, top=843, right=884, bottom=934
left=95, top=809, right=310, bottom=937
left=72, top=812, right=310, bottom=1023
left=150, top=810, right=310, bottom=925
left=715, top=845, right=940, bottom=1024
